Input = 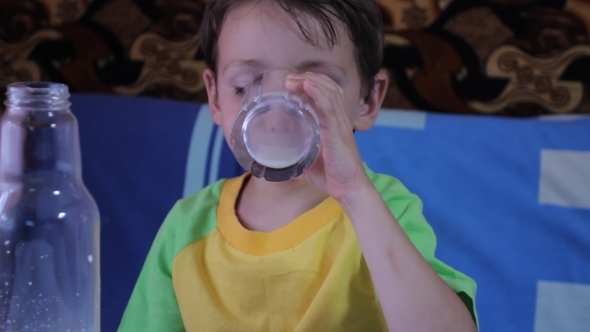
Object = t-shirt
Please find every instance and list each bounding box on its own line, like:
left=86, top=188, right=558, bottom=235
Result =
left=119, top=169, right=477, bottom=331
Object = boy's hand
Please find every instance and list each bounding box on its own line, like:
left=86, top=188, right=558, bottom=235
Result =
left=287, top=73, right=478, bottom=332
left=285, top=72, right=372, bottom=203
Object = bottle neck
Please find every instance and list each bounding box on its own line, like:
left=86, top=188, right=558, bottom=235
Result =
left=5, top=82, right=71, bottom=111
left=1, top=82, right=80, bottom=180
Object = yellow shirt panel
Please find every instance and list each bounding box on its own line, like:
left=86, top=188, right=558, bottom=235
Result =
left=173, top=178, right=387, bottom=332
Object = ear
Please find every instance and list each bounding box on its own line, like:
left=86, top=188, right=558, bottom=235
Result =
left=353, top=70, right=389, bottom=131
left=204, top=68, right=223, bottom=126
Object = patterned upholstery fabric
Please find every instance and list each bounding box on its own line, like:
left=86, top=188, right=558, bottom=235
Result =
left=2, top=0, right=590, bottom=116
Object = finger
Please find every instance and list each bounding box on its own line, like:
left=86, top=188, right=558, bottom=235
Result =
left=302, top=80, right=340, bottom=125
left=284, top=76, right=306, bottom=93
left=302, top=79, right=352, bottom=132
left=288, top=72, right=342, bottom=98
left=295, top=73, right=351, bottom=127
left=286, top=73, right=353, bottom=135
left=285, top=74, right=337, bottom=118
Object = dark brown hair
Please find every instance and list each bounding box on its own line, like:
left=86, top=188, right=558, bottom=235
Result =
left=200, top=0, right=383, bottom=98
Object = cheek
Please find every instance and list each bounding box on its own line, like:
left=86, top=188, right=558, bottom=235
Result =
left=219, top=99, right=241, bottom=122
left=215, top=88, right=245, bottom=145
left=344, top=90, right=362, bottom=124
left=217, top=88, right=243, bottom=123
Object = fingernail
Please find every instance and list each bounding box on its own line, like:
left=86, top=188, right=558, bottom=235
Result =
left=287, top=76, right=304, bottom=82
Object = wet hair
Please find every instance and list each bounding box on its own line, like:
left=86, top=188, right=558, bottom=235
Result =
left=200, top=0, right=383, bottom=98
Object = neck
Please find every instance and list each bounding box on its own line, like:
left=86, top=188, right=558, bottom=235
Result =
left=236, top=174, right=329, bottom=232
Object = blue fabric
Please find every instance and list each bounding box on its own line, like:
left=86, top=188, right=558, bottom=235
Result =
left=71, top=95, right=204, bottom=332
left=357, top=113, right=590, bottom=332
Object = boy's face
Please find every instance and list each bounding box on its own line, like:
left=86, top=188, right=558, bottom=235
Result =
left=205, top=1, right=376, bottom=143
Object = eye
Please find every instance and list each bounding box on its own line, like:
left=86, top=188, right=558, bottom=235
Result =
left=233, top=87, right=245, bottom=96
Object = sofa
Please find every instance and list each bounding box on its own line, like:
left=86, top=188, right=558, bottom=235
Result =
left=70, top=94, right=590, bottom=332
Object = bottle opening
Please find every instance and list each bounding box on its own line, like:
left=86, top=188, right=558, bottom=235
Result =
left=5, top=82, right=71, bottom=111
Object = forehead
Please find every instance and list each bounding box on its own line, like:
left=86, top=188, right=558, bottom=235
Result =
left=217, top=1, right=356, bottom=77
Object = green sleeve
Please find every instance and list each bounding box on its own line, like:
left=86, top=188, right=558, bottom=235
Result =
left=118, top=180, right=224, bottom=331
left=368, top=169, right=479, bottom=325
left=118, top=203, right=186, bottom=331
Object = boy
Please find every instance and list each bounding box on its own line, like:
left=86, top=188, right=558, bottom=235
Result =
left=120, top=0, right=478, bottom=331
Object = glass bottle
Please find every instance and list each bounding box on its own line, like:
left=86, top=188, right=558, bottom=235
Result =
left=0, top=82, right=100, bottom=331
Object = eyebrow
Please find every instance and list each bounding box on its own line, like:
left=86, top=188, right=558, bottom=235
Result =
left=296, top=61, right=347, bottom=78
left=223, top=59, right=347, bottom=78
left=223, top=59, right=265, bottom=73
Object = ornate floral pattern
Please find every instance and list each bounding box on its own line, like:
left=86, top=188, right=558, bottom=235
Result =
left=402, top=4, right=429, bottom=30
left=0, top=0, right=589, bottom=116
